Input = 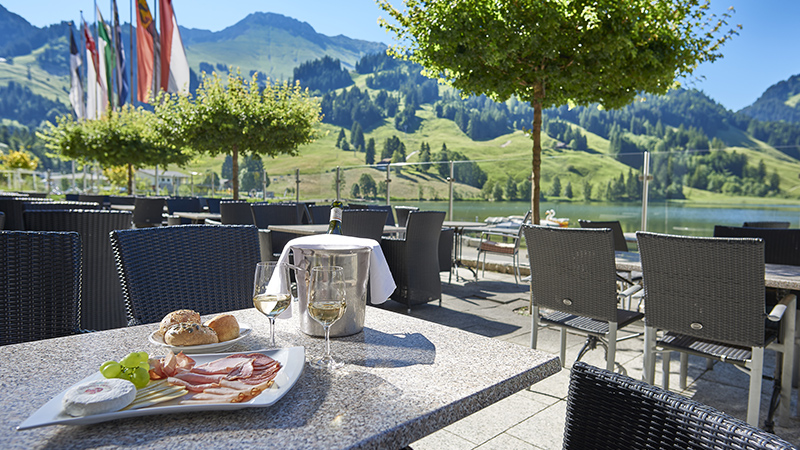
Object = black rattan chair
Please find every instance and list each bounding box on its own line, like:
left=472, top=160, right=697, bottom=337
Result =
left=637, top=231, right=796, bottom=428
left=563, top=362, right=796, bottom=450
left=79, top=194, right=110, bottom=208
left=743, top=221, right=791, bottom=229
left=368, top=204, right=395, bottom=226
left=439, top=227, right=454, bottom=283
left=394, top=206, right=419, bottom=227
left=24, top=200, right=100, bottom=211
left=341, top=209, right=388, bottom=242
left=381, top=211, right=445, bottom=312
left=0, top=196, right=51, bottom=230
left=308, top=204, right=331, bottom=224
left=219, top=200, right=254, bottom=225
left=132, top=197, right=166, bottom=228
left=200, top=197, right=224, bottom=214
left=524, top=225, right=643, bottom=372
left=251, top=202, right=304, bottom=255
left=578, top=219, right=629, bottom=252
left=24, top=209, right=133, bottom=330
left=110, top=225, right=260, bottom=325
left=0, top=231, right=82, bottom=345
left=0, top=211, right=4, bottom=230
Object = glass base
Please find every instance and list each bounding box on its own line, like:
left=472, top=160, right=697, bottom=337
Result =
left=310, top=354, right=344, bottom=370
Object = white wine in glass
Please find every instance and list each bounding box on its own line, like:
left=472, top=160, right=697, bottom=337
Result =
left=308, top=266, right=347, bottom=370
left=253, top=262, right=291, bottom=348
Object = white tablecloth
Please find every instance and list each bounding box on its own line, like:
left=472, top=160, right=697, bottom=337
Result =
left=274, top=234, right=396, bottom=317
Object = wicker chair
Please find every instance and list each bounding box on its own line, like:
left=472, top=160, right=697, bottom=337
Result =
left=743, top=221, right=791, bottom=229
left=368, top=204, right=395, bottom=226
left=477, top=210, right=531, bottom=284
left=132, top=197, right=167, bottom=228
left=577, top=219, right=629, bottom=251
left=79, top=194, right=110, bottom=208
left=0, top=211, right=4, bottom=230
left=166, top=197, right=203, bottom=225
left=438, top=227, right=455, bottom=283
left=524, top=225, right=643, bottom=371
left=308, top=204, right=332, bottom=225
left=563, top=362, right=796, bottom=450
left=110, top=225, right=260, bottom=325
left=381, top=211, right=445, bottom=312
left=199, top=197, right=224, bottom=214
left=394, top=206, right=419, bottom=227
left=341, top=209, right=388, bottom=242
left=637, top=231, right=796, bottom=428
left=24, top=210, right=133, bottom=330
left=0, top=196, right=51, bottom=230
left=0, top=231, right=82, bottom=345
left=251, top=202, right=305, bottom=255
left=24, top=201, right=100, bottom=211
left=219, top=200, right=254, bottom=225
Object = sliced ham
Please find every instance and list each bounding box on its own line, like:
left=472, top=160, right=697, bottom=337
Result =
left=167, top=377, right=219, bottom=393
left=171, top=371, right=225, bottom=385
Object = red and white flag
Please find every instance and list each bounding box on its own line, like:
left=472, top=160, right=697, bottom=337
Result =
left=159, top=0, right=190, bottom=94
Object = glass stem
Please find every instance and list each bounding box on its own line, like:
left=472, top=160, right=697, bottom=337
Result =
left=324, top=325, right=331, bottom=359
left=269, top=317, right=276, bottom=347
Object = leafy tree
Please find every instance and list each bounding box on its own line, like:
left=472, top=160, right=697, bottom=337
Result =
left=240, top=155, right=264, bottom=192
left=341, top=140, right=351, bottom=152
left=1, top=149, right=39, bottom=170
left=155, top=71, right=321, bottom=199
left=365, top=138, right=376, bottom=165
left=358, top=173, right=377, bottom=198
left=549, top=176, right=561, bottom=197
left=350, top=183, right=361, bottom=198
left=518, top=178, right=532, bottom=201
left=293, top=55, right=353, bottom=93
left=350, top=121, right=365, bottom=151
left=379, top=0, right=737, bottom=223
left=39, top=105, right=191, bottom=192
left=418, top=141, right=431, bottom=172
left=336, top=128, right=346, bottom=148
left=582, top=180, right=593, bottom=201
left=505, top=176, right=517, bottom=200
left=222, top=154, right=233, bottom=180
left=492, top=183, right=504, bottom=201
left=564, top=181, right=573, bottom=199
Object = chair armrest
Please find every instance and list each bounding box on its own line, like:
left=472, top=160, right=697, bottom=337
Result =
left=618, top=283, right=642, bottom=298
left=768, top=293, right=796, bottom=322
left=205, top=218, right=221, bottom=225
left=480, top=229, right=520, bottom=240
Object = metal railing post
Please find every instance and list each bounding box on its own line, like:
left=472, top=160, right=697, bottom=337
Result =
left=640, top=151, right=651, bottom=232
left=295, top=169, right=301, bottom=203
left=385, top=164, right=391, bottom=205
left=336, top=166, right=341, bottom=201
left=448, top=160, right=454, bottom=221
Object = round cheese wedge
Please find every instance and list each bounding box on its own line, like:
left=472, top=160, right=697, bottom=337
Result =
left=62, top=378, right=137, bottom=417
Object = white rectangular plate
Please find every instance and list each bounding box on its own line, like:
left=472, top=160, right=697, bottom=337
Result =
left=17, top=346, right=305, bottom=430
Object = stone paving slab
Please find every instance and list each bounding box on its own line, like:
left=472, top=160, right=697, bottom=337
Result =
left=373, top=249, right=800, bottom=449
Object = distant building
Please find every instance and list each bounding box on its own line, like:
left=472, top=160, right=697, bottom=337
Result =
left=136, top=169, right=190, bottom=194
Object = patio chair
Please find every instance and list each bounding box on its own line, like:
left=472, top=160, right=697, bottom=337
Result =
left=577, top=219, right=629, bottom=251
left=24, top=209, right=133, bottom=330
left=439, top=227, right=454, bottom=283
left=477, top=210, right=531, bottom=284
left=341, top=209, right=388, bottom=242
left=0, top=231, right=82, bottom=345
left=219, top=200, right=254, bottom=225
left=637, top=231, right=796, bottom=428
left=166, top=197, right=203, bottom=225
left=524, top=225, right=643, bottom=372
left=23, top=200, right=100, bottom=211
left=368, top=204, right=395, bottom=226
left=0, top=211, right=4, bottom=230
left=743, top=221, right=791, bottom=229
left=132, top=197, right=167, bottom=228
left=394, top=206, right=419, bottom=227
left=381, top=211, right=445, bottom=312
left=252, top=202, right=306, bottom=255
left=0, top=196, right=51, bottom=230
left=563, top=362, right=796, bottom=450
left=109, top=225, right=260, bottom=325
left=79, top=194, right=110, bottom=208
left=199, top=197, right=224, bottom=214
left=109, top=195, right=137, bottom=206
left=308, top=204, right=331, bottom=224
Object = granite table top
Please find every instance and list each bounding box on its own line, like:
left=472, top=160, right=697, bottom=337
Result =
left=615, top=250, right=800, bottom=290
left=4, top=307, right=560, bottom=449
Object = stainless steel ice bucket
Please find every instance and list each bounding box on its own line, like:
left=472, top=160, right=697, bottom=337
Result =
left=291, top=245, right=371, bottom=337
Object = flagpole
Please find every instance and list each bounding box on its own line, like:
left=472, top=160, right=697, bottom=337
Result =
left=129, top=0, right=134, bottom=107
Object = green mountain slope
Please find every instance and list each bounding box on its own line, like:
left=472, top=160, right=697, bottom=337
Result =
left=739, top=74, right=800, bottom=124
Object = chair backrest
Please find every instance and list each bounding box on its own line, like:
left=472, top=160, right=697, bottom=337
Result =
left=405, top=210, right=446, bottom=245
left=0, top=197, right=51, bottom=230
left=0, top=211, right=4, bottom=230
left=368, top=204, right=395, bottom=226
left=109, top=195, right=137, bottom=206
left=219, top=201, right=254, bottom=225
left=523, top=225, right=619, bottom=322
left=251, top=203, right=301, bottom=228
left=0, top=231, right=82, bottom=345
left=110, top=225, right=260, bottom=325
left=308, top=204, right=332, bottom=224
left=439, top=228, right=454, bottom=272
left=24, top=210, right=133, bottom=330
left=166, top=197, right=202, bottom=214
left=341, top=209, right=388, bottom=242
left=200, top=197, right=224, bottom=214
left=743, top=221, right=791, bottom=229
left=578, top=219, right=628, bottom=252
left=132, top=197, right=166, bottom=227
left=394, top=206, right=419, bottom=227
left=24, top=201, right=100, bottom=211
left=637, top=231, right=766, bottom=347
left=713, top=225, right=800, bottom=266
left=79, top=194, right=110, bottom=207
left=563, top=362, right=796, bottom=450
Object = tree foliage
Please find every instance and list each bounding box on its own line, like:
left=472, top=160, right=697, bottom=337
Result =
left=379, top=0, right=738, bottom=222
left=155, top=71, right=321, bottom=199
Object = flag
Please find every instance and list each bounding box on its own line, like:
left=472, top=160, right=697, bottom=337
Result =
left=96, top=7, right=116, bottom=108
left=136, top=0, right=160, bottom=102
left=159, top=0, right=190, bottom=94
left=113, top=0, right=129, bottom=106
left=83, top=18, right=108, bottom=119
left=69, top=27, right=86, bottom=120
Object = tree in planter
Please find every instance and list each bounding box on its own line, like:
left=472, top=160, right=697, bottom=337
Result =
left=379, top=0, right=738, bottom=223
left=39, top=105, right=191, bottom=193
left=157, top=71, right=321, bottom=199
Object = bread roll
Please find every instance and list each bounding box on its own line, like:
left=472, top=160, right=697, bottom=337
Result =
left=164, top=323, right=219, bottom=346
left=157, top=309, right=201, bottom=336
left=204, top=314, right=240, bottom=342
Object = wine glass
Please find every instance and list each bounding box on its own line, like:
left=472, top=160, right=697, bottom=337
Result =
left=307, top=266, right=347, bottom=370
left=253, top=262, right=291, bottom=348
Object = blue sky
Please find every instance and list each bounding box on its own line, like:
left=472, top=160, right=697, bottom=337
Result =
left=2, top=0, right=798, bottom=112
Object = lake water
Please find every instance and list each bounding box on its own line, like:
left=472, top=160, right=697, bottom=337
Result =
left=395, top=200, right=800, bottom=236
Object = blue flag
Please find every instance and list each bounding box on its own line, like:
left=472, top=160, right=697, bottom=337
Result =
left=113, top=0, right=129, bottom=106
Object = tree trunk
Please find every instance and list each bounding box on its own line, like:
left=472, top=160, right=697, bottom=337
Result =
left=232, top=145, right=239, bottom=200
left=127, top=163, right=133, bottom=194
left=530, top=82, right=543, bottom=225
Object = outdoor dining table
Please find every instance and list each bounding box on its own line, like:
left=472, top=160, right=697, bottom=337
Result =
left=172, top=211, right=222, bottom=224
left=5, top=307, right=560, bottom=449
left=268, top=223, right=405, bottom=236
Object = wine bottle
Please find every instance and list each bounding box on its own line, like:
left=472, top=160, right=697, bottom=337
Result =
left=327, top=200, right=343, bottom=234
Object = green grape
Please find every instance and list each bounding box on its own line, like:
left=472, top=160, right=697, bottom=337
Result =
left=134, top=351, right=149, bottom=363
left=119, top=352, right=143, bottom=368
left=129, top=367, right=150, bottom=389
left=99, top=361, right=121, bottom=378
left=138, top=361, right=150, bottom=370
